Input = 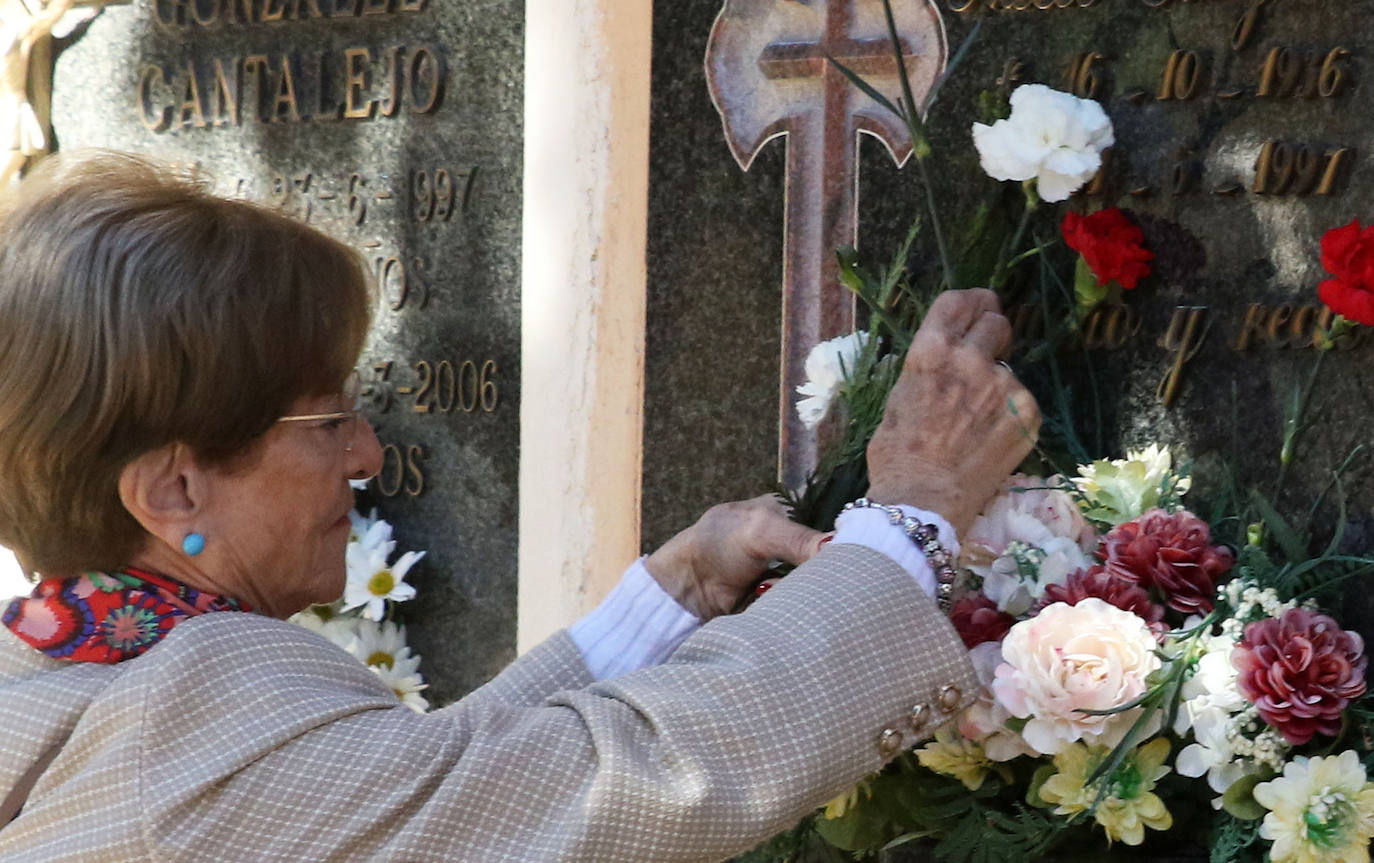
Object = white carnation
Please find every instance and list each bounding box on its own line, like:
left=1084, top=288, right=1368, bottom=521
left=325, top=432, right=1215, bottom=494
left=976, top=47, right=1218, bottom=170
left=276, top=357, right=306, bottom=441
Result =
left=794, top=331, right=869, bottom=430
left=971, top=84, right=1114, bottom=203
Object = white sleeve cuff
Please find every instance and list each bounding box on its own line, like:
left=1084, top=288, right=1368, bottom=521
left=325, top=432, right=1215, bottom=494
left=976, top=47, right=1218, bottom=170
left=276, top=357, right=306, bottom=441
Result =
left=832, top=505, right=959, bottom=598
left=567, top=557, right=701, bottom=681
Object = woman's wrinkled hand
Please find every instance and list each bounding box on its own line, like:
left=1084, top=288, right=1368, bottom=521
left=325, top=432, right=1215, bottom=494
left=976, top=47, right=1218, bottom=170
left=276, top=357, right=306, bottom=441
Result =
left=866, top=288, right=1041, bottom=536
left=645, top=495, right=828, bottom=620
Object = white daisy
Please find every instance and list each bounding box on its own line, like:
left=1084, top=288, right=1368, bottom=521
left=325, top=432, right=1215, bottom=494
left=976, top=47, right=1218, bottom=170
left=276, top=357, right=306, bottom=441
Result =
left=349, top=620, right=422, bottom=677
left=372, top=662, right=430, bottom=713
left=348, top=509, right=395, bottom=552
left=289, top=607, right=360, bottom=651
left=342, top=545, right=423, bottom=621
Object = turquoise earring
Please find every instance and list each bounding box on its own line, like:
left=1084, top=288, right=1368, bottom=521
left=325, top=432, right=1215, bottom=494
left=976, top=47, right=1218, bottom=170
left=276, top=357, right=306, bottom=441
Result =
left=182, top=533, right=206, bottom=557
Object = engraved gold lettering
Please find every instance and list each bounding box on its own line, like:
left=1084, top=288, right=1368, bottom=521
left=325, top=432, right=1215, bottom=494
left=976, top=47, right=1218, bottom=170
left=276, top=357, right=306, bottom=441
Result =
left=1158, top=50, right=1201, bottom=101
left=190, top=0, right=221, bottom=26
left=178, top=63, right=207, bottom=128
left=413, top=361, right=434, bottom=413
left=1066, top=52, right=1104, bottom=99
left=272, top=56, right=301, bottom=123
left=293, top=0, right=325, bottom=18
left=212, top=58, right=239, bottom=125
left=1289, top=304, right=1318, bottom=349
left=310, top=52, right=340, bottom=121
left=138, top=65, right=173, bottom=133
left=1231, top=0, right=1262, bottom=52
left=1231, top=303, right=1267, bottom=350
left=347, top=172, right=366, bottom=225
left=153, top=0, right=187, bottom=28
left=378, top=46, right=402, bottom=117
left=404, top=445, right=425, bottom=496
left=1319, top=48, right=1350, bottom=98
left=481, top=360, right=499, bottom=412
left=344, top=48, right=375, bottom=119
left=377, top=444, right=404, bottom=497
left=261, top=0, right=287, bottom=21
left=361, top=0, right=389, bottom=14
left=1157, top=307, right=1207, bottom=407
left=1264, top=305, right=1293, bottom=346
left=1316, top=148, right=1352, bottom=196
left=241, top=55, right=270, bottom=122
left=408, top=48, right=442, bottom=114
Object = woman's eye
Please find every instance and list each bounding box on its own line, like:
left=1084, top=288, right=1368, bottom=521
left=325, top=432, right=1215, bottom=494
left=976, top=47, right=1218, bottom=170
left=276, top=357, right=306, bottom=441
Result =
left=322, top=417, right=349, bottom=430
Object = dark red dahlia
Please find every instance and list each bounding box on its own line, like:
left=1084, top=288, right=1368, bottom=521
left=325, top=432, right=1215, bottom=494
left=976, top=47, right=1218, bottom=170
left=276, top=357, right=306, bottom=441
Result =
left=949, top=593, right=1016, bottom=649
left=1042, top=566, right=1166, bottom=634
left=1100, top=509, right=1234, bottom=614
left=1232, top=607, right=1367, bottom=745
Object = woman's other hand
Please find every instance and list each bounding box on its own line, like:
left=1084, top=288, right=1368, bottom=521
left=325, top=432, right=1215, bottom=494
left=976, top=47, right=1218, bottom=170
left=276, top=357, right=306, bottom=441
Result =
left=645, top=495, right=827, bottom=620
left=866, top=289, right=1041, bottom=536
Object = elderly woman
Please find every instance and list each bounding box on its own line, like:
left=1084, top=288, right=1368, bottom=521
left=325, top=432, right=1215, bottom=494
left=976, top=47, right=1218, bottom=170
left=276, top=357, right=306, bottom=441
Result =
left=0, top=153, right=1037, bottom=862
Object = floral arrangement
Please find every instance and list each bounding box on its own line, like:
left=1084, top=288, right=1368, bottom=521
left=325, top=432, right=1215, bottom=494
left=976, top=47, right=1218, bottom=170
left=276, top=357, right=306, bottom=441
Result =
left=746, top=7, right=1374, bottom=862
left=290, top=506, right=431, bottom=712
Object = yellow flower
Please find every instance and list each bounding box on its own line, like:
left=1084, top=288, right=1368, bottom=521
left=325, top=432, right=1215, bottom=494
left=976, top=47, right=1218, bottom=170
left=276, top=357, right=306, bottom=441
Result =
left=916, top=727, right=1009, bottom=791
left=822, top=778, right=872, bottom=820
left=1039, top=738, right=1174, bottom=845
left=1254, top=751, right=1374, bottom=863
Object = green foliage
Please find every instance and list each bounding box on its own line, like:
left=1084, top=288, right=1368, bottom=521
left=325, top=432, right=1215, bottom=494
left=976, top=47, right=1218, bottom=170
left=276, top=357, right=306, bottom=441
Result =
left=1220, top=773, right=1268, bottom=821
left=1209, top=812, right=1263, bottom=863
left=931, top=803, right=1073, bottom=863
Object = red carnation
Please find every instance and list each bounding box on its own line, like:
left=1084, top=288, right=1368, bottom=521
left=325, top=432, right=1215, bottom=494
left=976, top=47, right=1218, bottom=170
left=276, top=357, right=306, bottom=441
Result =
left=1042, top=566, right=1166, bottom=635
left=949, top=593, right=1015, bottom=649
left=1061, top=208, right=1155, bottom=291
left=1232, top=608, right=1367, bottom=745
left=1100, top=509, right=1234, bottom=615
left=1317, top=219, right=1374, bottom=326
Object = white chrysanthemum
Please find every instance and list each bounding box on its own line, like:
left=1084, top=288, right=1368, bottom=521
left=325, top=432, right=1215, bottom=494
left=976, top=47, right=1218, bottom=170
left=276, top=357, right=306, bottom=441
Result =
left=1073, top=444, right=1191, bottom=526
left=1254, top=752, right=1374, bottom=863
left=962, top=479, right=1096, bottom=616
left=289, top=607, right=360, bottom=651
left=372, top=661, right=430, bottom=713
left=971, top=84, right=1114, bottom=202
left=794, top=331, right=869, bottom=430
left=342, top=544, right=423, bottom=621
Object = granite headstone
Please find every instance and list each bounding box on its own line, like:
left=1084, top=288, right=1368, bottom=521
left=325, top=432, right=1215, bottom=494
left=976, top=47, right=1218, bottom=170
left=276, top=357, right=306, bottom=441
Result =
left=650, top=0, right=1371, bottom=858
left=50, top=0, right=523, bottom=703
left=646, top=0, right=1374, bottom=559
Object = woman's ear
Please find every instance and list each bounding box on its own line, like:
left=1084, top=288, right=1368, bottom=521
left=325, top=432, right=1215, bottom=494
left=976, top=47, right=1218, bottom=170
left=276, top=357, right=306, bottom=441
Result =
left=117, top=443, right=200, bottom=547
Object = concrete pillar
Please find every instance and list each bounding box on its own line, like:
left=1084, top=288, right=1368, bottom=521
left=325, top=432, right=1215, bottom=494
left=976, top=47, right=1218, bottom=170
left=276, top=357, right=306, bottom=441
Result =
left=518, top=0, right=652, bottom=651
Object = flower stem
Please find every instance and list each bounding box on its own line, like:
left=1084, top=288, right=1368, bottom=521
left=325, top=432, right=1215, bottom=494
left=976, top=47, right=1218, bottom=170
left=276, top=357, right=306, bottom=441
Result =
left=1275, top=348, right=1328, bottom=500
left=991, top=181, right=1039, bottom=292
left=915, top=153, right=956, bottom=291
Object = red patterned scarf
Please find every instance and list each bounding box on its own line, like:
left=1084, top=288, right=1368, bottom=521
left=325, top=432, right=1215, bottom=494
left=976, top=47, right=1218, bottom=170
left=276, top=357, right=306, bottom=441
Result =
left=2, top=568, right=250, bottom=663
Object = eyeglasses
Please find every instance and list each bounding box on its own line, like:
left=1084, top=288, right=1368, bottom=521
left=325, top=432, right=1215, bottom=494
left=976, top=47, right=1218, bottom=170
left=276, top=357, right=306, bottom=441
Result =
left=275, top=372, right=365, bottom=453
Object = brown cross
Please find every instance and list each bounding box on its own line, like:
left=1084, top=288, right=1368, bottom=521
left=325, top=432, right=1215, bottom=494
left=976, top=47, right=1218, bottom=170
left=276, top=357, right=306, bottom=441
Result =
left=706, top=0, right=947, bottom=489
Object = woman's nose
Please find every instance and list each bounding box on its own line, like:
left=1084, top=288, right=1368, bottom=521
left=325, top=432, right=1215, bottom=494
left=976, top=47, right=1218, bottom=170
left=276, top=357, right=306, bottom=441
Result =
left=348, top=417, right=384, bottom=481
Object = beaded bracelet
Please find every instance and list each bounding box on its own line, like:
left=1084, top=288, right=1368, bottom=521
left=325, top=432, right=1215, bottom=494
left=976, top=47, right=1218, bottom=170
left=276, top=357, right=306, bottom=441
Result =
left=840, top=498, right=958, bottom=611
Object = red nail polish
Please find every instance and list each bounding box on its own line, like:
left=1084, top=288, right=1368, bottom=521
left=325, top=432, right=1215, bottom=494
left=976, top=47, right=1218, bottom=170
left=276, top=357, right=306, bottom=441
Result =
left=754, top=581, right=773, bottom=596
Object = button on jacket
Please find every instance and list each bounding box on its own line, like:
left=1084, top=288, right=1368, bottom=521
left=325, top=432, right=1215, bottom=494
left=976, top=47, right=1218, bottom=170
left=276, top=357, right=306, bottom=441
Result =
left=0, top=544, right=976, bottom=862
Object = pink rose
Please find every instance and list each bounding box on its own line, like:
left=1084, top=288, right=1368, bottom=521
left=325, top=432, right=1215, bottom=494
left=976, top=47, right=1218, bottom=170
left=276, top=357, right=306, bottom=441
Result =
left=992, top=598, right=1161, bottom=755
left=958, top=642, right=1037, bottom=762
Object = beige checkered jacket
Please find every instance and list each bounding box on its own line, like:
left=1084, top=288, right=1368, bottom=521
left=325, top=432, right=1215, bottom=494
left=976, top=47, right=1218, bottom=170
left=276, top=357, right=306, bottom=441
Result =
left=0, top=544, right=976, bottom=862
